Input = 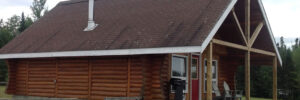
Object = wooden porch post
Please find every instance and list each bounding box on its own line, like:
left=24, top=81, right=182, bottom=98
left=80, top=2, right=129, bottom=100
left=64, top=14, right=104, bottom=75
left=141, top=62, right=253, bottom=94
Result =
left=245, top=0, right=251, bottom=99
left=207, top=42, right=213, bottom=100
left=273, top=57, right=277, bottom=100
left=245, top=51, right=250, bottom=100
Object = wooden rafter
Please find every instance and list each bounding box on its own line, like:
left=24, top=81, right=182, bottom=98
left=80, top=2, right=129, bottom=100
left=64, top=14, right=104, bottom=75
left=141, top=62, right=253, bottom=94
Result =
left=249, top=22, right=264, bottom=47
left=212, top=39, right=276, bottom=56
left=212, top=39, right=248, bottom=51
left=250, top=48, right=276, bottom=56
left=232, top=9, right=248, bottom=45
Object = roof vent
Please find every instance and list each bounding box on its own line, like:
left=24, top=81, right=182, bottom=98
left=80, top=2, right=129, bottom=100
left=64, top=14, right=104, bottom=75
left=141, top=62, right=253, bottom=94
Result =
left=84, top=0, right=98, bottom=31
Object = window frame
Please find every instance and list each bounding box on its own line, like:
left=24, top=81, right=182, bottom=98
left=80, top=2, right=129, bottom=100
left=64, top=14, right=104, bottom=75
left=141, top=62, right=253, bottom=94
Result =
left=171, top=54, right=189, bottom=93
left=191, top=57, right=199, bottom=79
left=204, top=59, right=218, bottom=93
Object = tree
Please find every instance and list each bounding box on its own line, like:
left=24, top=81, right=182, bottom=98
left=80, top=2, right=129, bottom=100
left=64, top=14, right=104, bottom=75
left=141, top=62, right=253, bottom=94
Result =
left=236, top=37, right=300, bottom=99
left=30, top=0, right=47, bottom=20
left=0, top=19, right=3, bottom=28
left=18, top=12, right=26, bottom=32
left=276, top=37, right=300, bottom=100
left=25, top=16, right=33, bottom=29
left=18, top=12, right=34, bottom=33
left=292, top=41, right=300, bottom=100
left=4, top=15, right=21, bottom=35
left=293, top=38, right=299, bottom=50
left=0, top=16, right=18, bottom=82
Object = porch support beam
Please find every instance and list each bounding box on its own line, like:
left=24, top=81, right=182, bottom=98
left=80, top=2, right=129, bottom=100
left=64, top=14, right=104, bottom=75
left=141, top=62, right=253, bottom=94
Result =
left=245, top=51, right=251, bottom=100
left=206, top=42, right=213, bottom=100
left=245, top=0, right=251, bottom=98
left=249, top=22, right=264, bottom=47
left=212, top=39, right=248, bottom=50
left=273, top=56, right=278, bottom=100
left=212, top=39, right=276, bottom=56
left=250, top=48, right=276, bottom=56
left=232, top=9, right=248, bottom=45
left=245, top=0, right=251, bottom=41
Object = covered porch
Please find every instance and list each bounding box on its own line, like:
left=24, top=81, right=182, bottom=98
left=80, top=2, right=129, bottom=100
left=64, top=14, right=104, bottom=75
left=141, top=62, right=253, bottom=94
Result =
left=202, top=0, right=280, bottom=100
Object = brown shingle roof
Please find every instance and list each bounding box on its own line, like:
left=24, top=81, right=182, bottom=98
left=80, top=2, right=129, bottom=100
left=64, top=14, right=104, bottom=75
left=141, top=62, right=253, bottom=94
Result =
left=0, top=0, right=232, bottom=54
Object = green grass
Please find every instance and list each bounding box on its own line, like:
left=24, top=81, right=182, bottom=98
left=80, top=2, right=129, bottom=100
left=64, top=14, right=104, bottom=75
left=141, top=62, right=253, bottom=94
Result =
left=0, top=86, right=275, bottom=100
left=0, top=86, right=11, bottom=98
left=242, top=96, right=272, bottom=100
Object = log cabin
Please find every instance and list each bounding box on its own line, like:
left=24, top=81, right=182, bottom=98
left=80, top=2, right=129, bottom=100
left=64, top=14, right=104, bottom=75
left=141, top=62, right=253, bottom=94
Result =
left=0, top=0, right=282, bottom=100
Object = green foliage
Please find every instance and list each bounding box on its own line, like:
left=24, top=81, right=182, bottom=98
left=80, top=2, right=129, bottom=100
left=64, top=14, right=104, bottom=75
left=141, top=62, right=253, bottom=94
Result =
left=292, top=47, right=300, bottom=99
left=0, top=17, right=19, bottom=82
left=0, top=30, right=11, bottom=82
left=18, top=13, right=26, bottom=32
left=277, top=37, right=299, bottom=100
left=236, top=66, right=273, bottom=98
left=293, top=48, right=300, bottom=81
left=4, top=15, right=21, bottom=36
left=18, top=12, right=33, bottom=33
left=30, top=0, right=47, bottom=20
left=236, top=37, right=300, bottom=99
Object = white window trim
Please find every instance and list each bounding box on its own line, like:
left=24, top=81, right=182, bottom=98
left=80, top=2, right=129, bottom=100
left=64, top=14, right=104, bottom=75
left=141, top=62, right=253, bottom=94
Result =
left=204, top=59, right=218, bottom=93
left=171, top=54, right=189, bottom=93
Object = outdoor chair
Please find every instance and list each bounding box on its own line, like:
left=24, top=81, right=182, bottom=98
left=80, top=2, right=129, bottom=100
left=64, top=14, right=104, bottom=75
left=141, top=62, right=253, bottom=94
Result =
left=223, top=81, right=243, bottom=100
left=212, top=82, right=223, bottom=100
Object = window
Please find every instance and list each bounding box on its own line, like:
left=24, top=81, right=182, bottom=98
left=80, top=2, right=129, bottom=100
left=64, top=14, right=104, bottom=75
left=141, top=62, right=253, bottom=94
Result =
left=191, top=58, right=198, bottom=79
left=204, top=59, right=218, bottom=92
left=171, top=55, right=188, bottom=93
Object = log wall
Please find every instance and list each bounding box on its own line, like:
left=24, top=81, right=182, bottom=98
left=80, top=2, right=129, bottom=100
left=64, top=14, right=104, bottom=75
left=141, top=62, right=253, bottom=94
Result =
left=6, top=55, right=170, bottom=100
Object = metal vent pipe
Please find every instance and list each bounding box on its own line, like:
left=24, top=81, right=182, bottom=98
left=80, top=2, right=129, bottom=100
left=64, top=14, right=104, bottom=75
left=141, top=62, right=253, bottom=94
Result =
left=84, top=0, right=98, bottom=31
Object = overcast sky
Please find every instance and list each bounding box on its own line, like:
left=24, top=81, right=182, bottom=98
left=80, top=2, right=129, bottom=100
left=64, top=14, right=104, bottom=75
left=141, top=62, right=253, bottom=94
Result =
left=0, top=0, right=299, bottom=41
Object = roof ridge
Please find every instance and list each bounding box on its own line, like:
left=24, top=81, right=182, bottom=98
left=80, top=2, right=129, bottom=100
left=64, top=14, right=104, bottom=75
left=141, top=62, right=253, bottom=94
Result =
left=58, top=0, right=89, bottom=6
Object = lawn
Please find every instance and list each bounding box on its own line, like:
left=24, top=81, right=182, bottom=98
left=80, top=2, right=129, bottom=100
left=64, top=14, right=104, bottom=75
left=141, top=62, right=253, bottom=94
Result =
left=0, top=86, right=274, bottom=100
left=242, top=97, right=272, bottom=100
left=0, top=86, right=11, bottom=98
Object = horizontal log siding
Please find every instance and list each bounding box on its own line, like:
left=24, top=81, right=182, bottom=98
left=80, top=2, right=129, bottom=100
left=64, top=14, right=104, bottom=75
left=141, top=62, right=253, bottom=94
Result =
left=15, top=61, right=27, bottom=95
left=27, top=59, right=56, bottom=97
left=6, top=55, right=170, bottom=100
left=57, top=58, right=89, bottom=99
left=90, top=57, right=128, bottom=99
left=5, top=61, right=16, bottom=94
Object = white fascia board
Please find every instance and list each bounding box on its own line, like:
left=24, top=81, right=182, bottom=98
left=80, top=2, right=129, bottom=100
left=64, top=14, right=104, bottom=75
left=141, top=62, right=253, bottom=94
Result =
left=200, top=0, right=237, bottom=53
left=0, top=46, right=202, bottom=59
left=258, top=0, right=283, bottom=66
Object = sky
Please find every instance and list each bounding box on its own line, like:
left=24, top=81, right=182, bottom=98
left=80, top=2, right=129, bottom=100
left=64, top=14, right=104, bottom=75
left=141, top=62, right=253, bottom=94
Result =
left=0, top=0, right=67, bottom=20
left=0, top=0, right=299, bottom=43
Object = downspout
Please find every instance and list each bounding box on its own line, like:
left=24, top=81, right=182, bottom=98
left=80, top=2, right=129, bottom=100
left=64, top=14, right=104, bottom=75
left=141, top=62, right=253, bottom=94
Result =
left=84, top=0, right=98, bottom=31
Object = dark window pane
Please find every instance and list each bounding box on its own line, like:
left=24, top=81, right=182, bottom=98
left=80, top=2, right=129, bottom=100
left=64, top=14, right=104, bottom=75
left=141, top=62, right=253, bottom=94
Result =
left=172, top=56, right=186, bottom=77
left=191, top=59, right=198, bottom=78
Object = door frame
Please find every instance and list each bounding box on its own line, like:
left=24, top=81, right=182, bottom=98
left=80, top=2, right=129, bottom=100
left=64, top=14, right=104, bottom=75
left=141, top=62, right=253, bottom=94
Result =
left=190, top=53, right=202, bottom=100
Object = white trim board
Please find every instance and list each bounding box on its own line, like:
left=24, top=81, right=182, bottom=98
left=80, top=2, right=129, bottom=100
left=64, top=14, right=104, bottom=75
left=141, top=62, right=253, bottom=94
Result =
left=0, top=46, right=202, bottom=59
left=258, top=0, right=283, bottom=66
